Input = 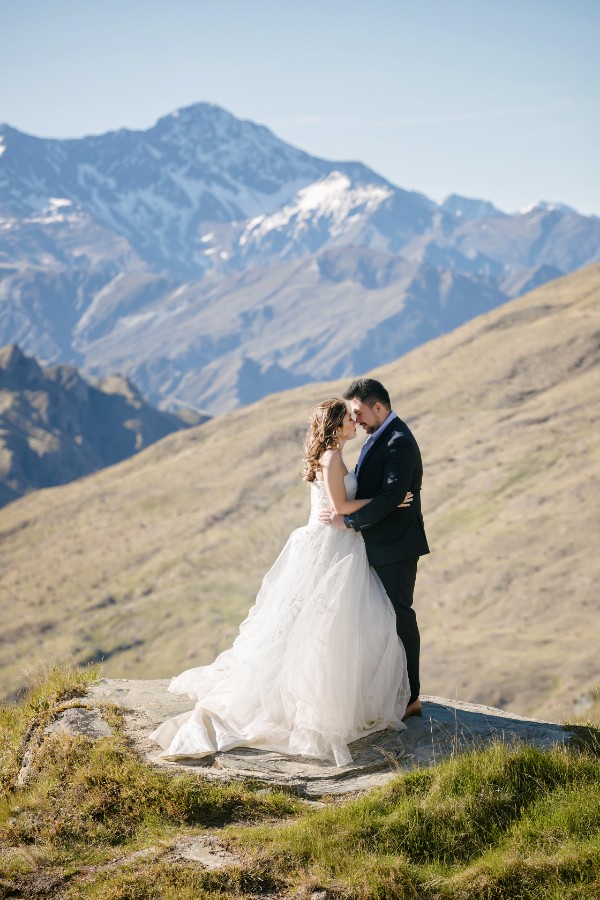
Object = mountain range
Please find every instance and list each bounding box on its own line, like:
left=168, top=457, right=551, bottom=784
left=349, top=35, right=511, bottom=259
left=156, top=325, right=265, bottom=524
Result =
left=0, top=343, right=203, bottom=506
left=1, top=264, right=598, bottom=720
left=1, top=102, right=599, bottom=413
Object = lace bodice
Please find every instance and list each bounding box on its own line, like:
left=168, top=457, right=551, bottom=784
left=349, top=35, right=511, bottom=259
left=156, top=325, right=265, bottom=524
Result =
left=309, top=471, right=358, bottom=524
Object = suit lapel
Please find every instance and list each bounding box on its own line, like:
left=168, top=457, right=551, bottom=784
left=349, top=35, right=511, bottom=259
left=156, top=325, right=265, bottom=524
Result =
left=356, top=416, right=400, bottom=479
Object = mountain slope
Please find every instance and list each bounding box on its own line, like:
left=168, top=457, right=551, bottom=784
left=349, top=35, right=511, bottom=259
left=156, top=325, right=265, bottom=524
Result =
left=73, top=249, right=506, bottom=411
left=0, top=344, right=205, bottom=505
left=0, top=264, right=598, bottom=719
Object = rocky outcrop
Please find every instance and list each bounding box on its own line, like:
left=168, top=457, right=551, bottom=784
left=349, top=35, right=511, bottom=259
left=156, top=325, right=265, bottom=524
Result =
left=50, top=678, right=573, bottom=798
left=0, top=344, right=206, bottom=506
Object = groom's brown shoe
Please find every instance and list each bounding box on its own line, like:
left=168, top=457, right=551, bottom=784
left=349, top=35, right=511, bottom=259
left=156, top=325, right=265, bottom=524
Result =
left=402, top=698, right=423, bottom=721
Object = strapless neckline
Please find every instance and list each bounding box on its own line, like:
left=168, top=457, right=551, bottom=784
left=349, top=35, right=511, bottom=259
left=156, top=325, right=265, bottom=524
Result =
left=314, top=471, right=355, bottom=484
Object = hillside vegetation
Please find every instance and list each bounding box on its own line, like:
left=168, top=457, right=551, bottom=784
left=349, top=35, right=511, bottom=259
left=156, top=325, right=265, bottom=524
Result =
left=0, top=665, right=599, bottom=898
left=1, top=265, right=599, bottom=720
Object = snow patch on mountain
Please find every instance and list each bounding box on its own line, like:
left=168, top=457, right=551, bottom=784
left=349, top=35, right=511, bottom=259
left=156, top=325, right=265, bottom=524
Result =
left=240, top=172, right=393, bottom=246
left=518, top=200, right=579, bottom=216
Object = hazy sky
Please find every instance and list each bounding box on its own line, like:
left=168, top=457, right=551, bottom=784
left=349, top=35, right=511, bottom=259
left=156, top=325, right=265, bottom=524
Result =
left=2, top=0, right=598, bottom=215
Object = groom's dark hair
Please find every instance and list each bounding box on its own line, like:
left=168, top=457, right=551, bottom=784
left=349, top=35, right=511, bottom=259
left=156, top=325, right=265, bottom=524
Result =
left=343, top=378, right=391, bottom=409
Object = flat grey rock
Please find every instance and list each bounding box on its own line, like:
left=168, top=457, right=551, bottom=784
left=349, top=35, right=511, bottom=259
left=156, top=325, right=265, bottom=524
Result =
left=171, top=834, right=239, bottom=868
left=44, top=706, right=112, bottom=740
left=85, top=679, right=571, bottom=797
left=17, top=704, right=113, bottom=785
left=88, top=678, right=192, bottom=723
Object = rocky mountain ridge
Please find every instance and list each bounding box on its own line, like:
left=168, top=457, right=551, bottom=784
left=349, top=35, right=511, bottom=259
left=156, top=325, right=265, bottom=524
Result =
left=1, top=102, right=599, bottom=413
left=0, top=104, right=416, bottom=278
left=0, top=343, right=205, bottom=506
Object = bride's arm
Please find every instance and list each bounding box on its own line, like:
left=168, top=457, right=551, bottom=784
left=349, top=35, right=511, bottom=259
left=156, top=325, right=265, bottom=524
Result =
left=321, top=450, right=371, bottom=514
left=320, top=450, right=413, bottom=520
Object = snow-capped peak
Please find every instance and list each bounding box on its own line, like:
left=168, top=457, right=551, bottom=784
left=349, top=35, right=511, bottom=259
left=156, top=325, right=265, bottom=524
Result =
left=0, top=103, right=421, bottom=275
left=518, top=200, right=578, bottom=216
left=240, top=171, right=393, bottom=246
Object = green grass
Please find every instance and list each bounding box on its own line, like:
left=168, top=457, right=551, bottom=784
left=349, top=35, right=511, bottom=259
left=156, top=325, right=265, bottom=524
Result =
left=0, top=660, right=100, bottom=793
left=1, top=665, right=599, bottom=898
left=229, top=738, right=600, bottom=899
left=0, top=664, right=300, bottom=898
left=59, top=857, right=285, bottom=900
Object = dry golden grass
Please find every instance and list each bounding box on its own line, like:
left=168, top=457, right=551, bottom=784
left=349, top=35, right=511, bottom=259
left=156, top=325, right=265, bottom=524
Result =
left=1, top=264, right=599, bottom=719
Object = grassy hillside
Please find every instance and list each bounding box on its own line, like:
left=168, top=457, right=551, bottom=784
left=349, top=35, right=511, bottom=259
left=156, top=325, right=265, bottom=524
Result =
left=1, top=264, right=599, bottom=719
left=1, top=666, right=599, bottom=899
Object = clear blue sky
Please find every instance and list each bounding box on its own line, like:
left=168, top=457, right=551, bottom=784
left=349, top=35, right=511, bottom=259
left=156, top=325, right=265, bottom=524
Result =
left=2, top=0, right=599, bottom=215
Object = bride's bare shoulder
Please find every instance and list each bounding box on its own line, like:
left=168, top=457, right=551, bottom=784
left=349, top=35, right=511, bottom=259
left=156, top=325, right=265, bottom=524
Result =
left=319, top=449, right=343, bottom=474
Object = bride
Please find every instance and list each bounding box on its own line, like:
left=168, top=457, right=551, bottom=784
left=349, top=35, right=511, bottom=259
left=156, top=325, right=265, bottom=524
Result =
left=150, top=398, right=412, bottom=767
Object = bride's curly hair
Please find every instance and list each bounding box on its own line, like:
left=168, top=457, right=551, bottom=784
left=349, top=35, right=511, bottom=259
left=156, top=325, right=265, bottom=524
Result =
left=301, top=398, right=348, bottom=482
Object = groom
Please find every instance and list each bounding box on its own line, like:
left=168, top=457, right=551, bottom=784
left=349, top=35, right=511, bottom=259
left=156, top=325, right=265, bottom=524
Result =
left=320, top=378, right=429, bottom=720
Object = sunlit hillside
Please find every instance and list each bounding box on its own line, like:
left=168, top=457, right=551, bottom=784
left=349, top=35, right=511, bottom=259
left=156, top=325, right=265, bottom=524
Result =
left=1, top=265, right=599, bottom=720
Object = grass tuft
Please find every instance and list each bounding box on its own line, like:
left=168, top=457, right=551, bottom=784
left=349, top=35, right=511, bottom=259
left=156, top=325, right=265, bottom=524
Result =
left=2, top=727, right=299, bottom=849
left=0, top=663, right=300, bottom=898
left=58, top=856, right=286, bottom=900
left=63, top=862, right=218, bottom=900
left=0, top=660, right=100, bottom=793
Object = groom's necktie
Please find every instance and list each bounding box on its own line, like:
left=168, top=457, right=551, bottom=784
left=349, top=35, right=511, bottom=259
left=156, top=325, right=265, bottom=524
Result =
left=355, top=434, right=375, bottom=475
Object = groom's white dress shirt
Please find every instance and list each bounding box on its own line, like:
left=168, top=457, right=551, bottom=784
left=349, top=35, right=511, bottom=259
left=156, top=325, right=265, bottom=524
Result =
left=355, top=410, right=397, bottom=475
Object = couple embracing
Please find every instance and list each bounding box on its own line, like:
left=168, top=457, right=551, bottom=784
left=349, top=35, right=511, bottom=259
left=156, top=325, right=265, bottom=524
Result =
left=151, top=378, right=429, bottom=767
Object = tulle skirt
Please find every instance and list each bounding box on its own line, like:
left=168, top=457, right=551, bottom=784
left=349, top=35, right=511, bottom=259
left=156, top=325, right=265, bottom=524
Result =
left=150, top=522, right=410, bottom=767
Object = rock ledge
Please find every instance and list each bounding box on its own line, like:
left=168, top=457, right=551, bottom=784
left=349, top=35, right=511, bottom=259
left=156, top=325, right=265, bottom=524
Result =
left=75, top=679, right=572, bottom=797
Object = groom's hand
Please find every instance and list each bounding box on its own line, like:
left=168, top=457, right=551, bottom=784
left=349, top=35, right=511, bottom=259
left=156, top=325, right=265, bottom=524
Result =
left=318, top=508, right=347, bottom=530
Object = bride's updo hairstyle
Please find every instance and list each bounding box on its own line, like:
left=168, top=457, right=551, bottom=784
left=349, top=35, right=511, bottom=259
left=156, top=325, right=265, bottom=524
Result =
left=301, top=398, right=348, bottom=482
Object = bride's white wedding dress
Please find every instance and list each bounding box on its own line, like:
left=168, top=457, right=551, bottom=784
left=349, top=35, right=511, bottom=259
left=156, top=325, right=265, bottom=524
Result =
left=150, top=472, right=410, bottom=767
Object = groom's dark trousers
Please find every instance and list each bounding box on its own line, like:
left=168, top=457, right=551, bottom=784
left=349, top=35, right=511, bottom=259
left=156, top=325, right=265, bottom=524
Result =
left=344, top=416, right=429, bottom=705
left=372, top=559, right=420, bottom=703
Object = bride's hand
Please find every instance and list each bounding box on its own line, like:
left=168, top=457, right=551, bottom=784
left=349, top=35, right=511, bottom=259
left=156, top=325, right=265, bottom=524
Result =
left=318, top=507, right=335, bottom=525
left=398, top=492, right=413, bottom=508
left=318, top=508, right=346, bottom=530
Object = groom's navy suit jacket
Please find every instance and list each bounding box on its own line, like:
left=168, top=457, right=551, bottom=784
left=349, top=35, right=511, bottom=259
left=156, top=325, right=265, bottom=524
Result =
left=345, top=416, right=430, bottom=567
